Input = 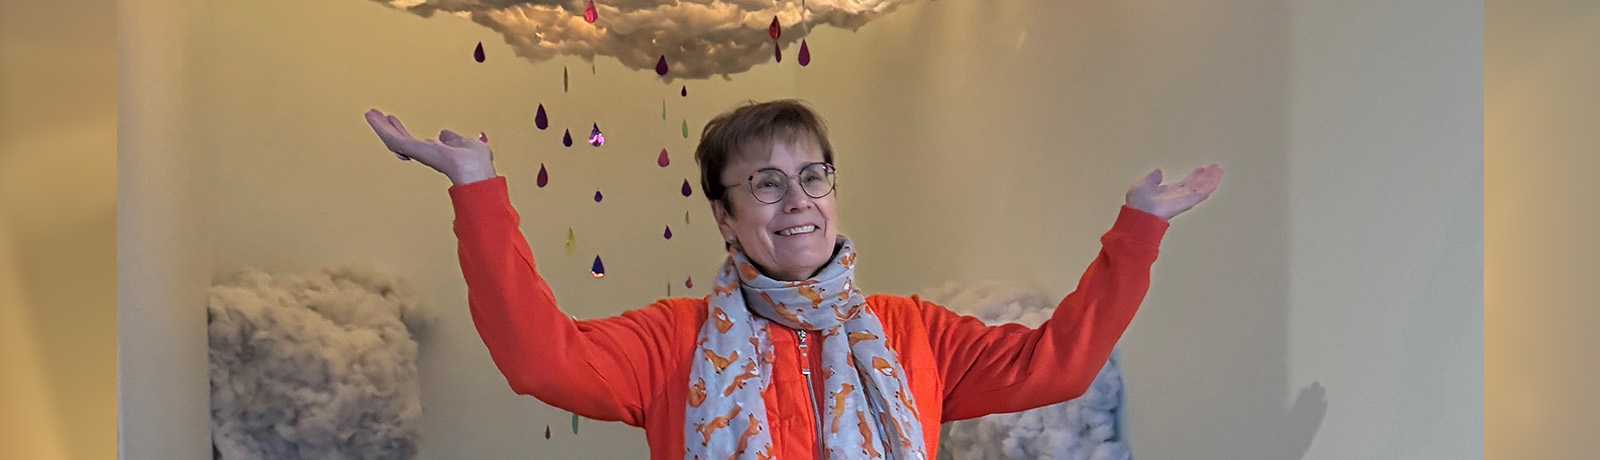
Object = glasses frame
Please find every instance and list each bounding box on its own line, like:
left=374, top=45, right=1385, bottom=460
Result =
left=722, top=162, right=837, bottom=205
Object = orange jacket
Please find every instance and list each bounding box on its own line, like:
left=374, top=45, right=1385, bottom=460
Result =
left=449, top=177, right=1167, bottom=460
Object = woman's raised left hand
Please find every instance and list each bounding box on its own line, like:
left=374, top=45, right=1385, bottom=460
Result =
left=1125, top=164, right=1223, bottom=220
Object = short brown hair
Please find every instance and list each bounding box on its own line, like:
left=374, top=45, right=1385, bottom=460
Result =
left=695, top=99, right=835, bottom=215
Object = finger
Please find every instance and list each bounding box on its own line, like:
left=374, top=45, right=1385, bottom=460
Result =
left=440, top=129, right=467, bottom=147
left=387, top=115, right=413, bottom=139
left=1141, top=169, right=1162, bottom=189
left=365, top=110, right=414, bottom=160
left=1205, top=165, right=1224, bottom=190
left=365, top=109, right=401, bottom=140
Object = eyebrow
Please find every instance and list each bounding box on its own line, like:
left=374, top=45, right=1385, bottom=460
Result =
left=746, top=162, right=827, bottom=178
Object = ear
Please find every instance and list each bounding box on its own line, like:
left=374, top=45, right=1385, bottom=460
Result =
left=710, top=199, right=735, bottom=240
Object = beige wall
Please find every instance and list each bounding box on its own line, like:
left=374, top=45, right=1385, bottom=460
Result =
left=1486, top=2, right=1600, bottom=459
left=116, top=0, right=1482, bottom=459
left=118, top=0, right=215, bottom=458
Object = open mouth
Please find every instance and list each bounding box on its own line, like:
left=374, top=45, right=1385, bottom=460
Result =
left=774, top=224, right=819, bottom=237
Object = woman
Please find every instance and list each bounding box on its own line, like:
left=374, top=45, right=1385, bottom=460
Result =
left=362, top=100, right=1222, bottom=460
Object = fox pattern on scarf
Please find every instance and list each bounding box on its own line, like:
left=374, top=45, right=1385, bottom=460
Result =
left=684, top=236, right=927, bottom=460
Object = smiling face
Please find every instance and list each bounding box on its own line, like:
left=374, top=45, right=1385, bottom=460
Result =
left=712, top=134, right=840, bottom=281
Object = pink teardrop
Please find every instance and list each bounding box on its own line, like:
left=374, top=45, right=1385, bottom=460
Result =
left=657, top=148, right=670, bottom=167
left=798, top=39, right=811, bottom=66
left=685, top=276, right=693, bottom=288
left=583, top=0, right=597, bottom=23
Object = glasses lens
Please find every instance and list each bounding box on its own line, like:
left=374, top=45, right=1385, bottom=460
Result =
left=751, top=170, right=787, bottom=203
left=800, top=164, right=835, bottom=198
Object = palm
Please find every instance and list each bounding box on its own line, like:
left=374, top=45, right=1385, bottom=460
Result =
left=363, top=109, right=494, bottom=183
left=1125, top=164, right=1223, bottom=220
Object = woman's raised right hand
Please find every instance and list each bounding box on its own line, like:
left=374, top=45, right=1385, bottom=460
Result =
left=364, top=108, right=497, bottom=186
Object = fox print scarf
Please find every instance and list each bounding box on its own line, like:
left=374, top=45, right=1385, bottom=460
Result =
left=684, top=236, right=926, bottom=460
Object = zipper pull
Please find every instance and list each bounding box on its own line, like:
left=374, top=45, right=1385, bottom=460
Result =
left=797, top=330, right=811, bottom=376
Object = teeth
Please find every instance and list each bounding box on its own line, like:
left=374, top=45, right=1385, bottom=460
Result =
left=778, top=225, right=817, bottom=236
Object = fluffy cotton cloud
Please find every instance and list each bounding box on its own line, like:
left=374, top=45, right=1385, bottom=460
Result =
left=208, top=265, right=433, bottom=460
left=366, top=0, right=919, bottom=79
left=921, top=280, right=1134, bottom=460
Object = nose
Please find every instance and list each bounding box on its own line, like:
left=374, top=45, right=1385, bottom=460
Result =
left=779, top=178, right=816, bottom=214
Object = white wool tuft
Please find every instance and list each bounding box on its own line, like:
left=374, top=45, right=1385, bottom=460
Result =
left=207, top=265, right=433, bottom=460
left=922, top=280, right=1133, bottom=460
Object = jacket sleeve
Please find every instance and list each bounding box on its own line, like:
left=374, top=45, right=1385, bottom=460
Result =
left=920, top=205, right=1167, bottom=421
left=449, top=176, right=682, bottom=427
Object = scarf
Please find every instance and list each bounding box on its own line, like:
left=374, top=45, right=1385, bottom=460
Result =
left=684, top=236, right=927, bottom=460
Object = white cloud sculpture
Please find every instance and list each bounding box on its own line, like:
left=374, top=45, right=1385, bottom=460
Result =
left=368, top=0, right=920, bottom=79
left=921, top=280, right=1135, bottom=460
left=209, top=265, right=433, bottom=460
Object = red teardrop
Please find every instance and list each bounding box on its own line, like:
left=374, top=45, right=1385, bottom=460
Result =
left=769, top=16, right=781, bottom=40
left=583, top=0, right=597, bottom=23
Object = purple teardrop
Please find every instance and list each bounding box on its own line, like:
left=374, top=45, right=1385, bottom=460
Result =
left=591, top=256, right=605, bottom=278
left=588, top=123, right=605, bottom=147
left=664, top=225, right=673, bottom=239
left=655, top=55, right=669, bottom=76
left=563, top=129, right=573, bottom=147
left=594, top=189, right=603, bottom=202
left=681, top=179, right=693, bottom=197
left=474, top=42, right=485, bottom=63
left=685, top=276, right=694, bottom=288
left=798, top=39, right=811, bottom=66
left=535, top=104, right=548, bottom=130
left=774, top=42, right=782, bottom=63
left=537, top=164, right=549, bottom=187
left=657, top=148, right=670, bottom=167
left=681, top=85, right=687, bottom=97
left=545, top=426, right=551, bottom=439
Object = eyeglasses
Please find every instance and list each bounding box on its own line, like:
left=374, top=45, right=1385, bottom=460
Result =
left=723, top=162, right=836, bottom=204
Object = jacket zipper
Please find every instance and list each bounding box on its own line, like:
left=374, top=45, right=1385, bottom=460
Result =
left=797, top=329, right=825, bottom=460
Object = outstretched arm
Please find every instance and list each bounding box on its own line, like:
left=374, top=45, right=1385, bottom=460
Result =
left=451, top=176, right=682, bottom=427
left=925, top=205, right=1167, bottom=420
left=364, top=109, right=681, bottom=426
left=928, top=165, right=1220, bottom=420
